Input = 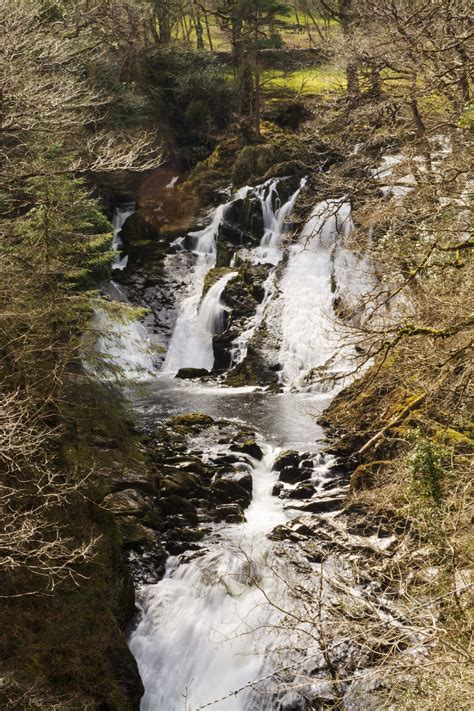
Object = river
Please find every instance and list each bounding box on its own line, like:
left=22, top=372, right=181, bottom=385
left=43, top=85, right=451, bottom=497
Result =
left=107, top=178, right=373, bottom=710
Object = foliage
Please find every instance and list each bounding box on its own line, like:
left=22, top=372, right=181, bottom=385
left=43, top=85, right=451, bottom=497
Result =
left=405, top=430, right=449, bottom=503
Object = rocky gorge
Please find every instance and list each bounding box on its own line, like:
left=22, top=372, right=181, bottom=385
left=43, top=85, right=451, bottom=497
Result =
left=90, top=159, right=432, bottom=711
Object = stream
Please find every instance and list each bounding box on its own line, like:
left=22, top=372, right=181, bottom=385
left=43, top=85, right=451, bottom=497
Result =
left=107, top=178, right=375, bottom=709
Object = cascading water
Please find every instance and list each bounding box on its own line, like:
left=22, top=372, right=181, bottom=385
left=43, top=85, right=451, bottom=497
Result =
left=127, top=177, right=377, bottom=710
left=90, top=206, right=154, bottom=379
left=112, top=203, right=134, bottom=270
left=130, top=446, right=292, bottom=711
left=92, top=282, right=155, bottom=379
left=276, top=199, right=355, bottom=390
left=163, top=179, right=303, bottom=373
left=253, top=177, right=306, bottom=265
left=198, top=271, right=238, bottom=334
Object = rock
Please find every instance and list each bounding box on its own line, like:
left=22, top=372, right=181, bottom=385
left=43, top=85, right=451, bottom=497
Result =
left=121, top=210, right=160, bottom=245
left=176, top=368, right=210, bottom=379
left=171, top=413, right=214, bottom=432
left=214, top=503, right=246, bottom=523
left=156, top=495, right=198, bottom=523
left=274, top=450, right=300, bottom=471
left=103, top=489, right=153, bottom=516
left=278, top=466, right=307, bottom=485
left=230, top=439, right=263, bottom=460
left=107, top=640, right=144, bottom=710
left=159, top=471, right=203, bottom=497
left=280, top=481, right=315, bottom=500
left=286, top=496, right=345, bottom=514
left=211, top=475, right=252, bottom=508
left=272, top=482, right=284, bottom=497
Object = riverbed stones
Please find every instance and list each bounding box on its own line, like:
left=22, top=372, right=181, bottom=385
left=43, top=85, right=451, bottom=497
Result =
left=175, top=367, right=210, bottom=379
left=214, top=503, right=246, bottom=523
left=229, top=439, right=263, bottom=460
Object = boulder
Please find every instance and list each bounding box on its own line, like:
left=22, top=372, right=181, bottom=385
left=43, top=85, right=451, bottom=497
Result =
left=159, top=470, right=203, bottom=497
left=278, top=466, right=307, bottom=485
left=156, top=495, right=198, bottom=523
left=274, top=450, right=300, bottom=471
left=280, top=481, right=315, bottom=500
left=214, top=503, right=246, bottom=523
left=211, top=475, right=252, bottom=508
left=103, top=489, right=153, bottom=516
left=176, top=368, right=210, bottom=379
left=286, top=496, right=345, bottom=514
left=272, top=482, right=284, bottom=497
left=230, top=439, right=263, bottom=460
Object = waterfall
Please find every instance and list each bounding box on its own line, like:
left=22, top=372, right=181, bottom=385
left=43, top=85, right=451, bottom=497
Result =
left=129, top=446, right=293, bottom=711
left=162, top=179, right=302, bottom=374
left=253, top=177, right=306, bottom=265
left=276, top=199, right=355, bottom=390
left=126, top=178, right=382, bottom=709
left=111, top=204, right=134, bottom=270
left=92, top=282, right=154, bottom=379
left=88, top=205, right=154, bottom=380
left=198, top=271, right=238, bottom=334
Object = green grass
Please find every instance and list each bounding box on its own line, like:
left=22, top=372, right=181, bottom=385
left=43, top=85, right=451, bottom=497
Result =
left=262, top=66, right=346, bottom=95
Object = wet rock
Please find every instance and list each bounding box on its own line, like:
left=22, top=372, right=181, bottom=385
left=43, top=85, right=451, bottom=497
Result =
left=287, top=496, right=345, bottom=514
left=211, top=475, right=252, bottom=508
left=156, top=495, right=198, bottom=523
left=272, top=482, right=284, bottom=497
left=230, top=439, right=263, bottom=460
left=280, top=481, right=315, bottom=500
left=278, top=466, right=308, bottom=485
left=171, top=413, right=215, bottom=432
left=274, top=450, right=300, bottom=471
left=176, top=367, right=210, bottom=379
left=159, top=471, right=203, bottom=497
left=214, top=503, right=246, bottom=523
left=218, top=196, right=264, bottom=247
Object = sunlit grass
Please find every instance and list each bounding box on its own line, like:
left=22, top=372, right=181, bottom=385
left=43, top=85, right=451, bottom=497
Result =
left=262, top=66, right=346, bottom=95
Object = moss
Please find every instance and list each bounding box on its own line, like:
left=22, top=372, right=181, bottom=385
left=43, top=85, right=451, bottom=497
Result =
left=232, top=143, right=290, bottom=187
left=434, top=427, right=474, bottom=447
left=171, top=412, right=215, bottom=432
left=202, top=267, right=235, bottom=296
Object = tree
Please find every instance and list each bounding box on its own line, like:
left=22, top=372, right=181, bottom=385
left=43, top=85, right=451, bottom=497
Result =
left=0, top=0, right=162, bottom=596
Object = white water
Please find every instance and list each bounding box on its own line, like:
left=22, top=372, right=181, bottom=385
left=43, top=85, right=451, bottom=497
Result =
left=163, top=180, right=303, bottom=373
left=253, top=177, right=307, bottom=265
left=89, top=206, right=154, bottom=379
left=129, top=182, right=372, bottom=709
left=130, top=446, right=293, bottom=711
left=198, top=271, right=238, bottom=334
left=92, top=282, right=154, bottom=379
left=277, top=199, right=355, bottom=390
left=111, top=204, right=134, bottom=270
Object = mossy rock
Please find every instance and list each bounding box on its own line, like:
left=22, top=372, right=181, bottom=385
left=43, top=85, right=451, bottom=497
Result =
left=230, top=439, right=263, bottom=460
left=160, top=471, right=203, bottom=497
left=202, top=267, right=235, bottom=296
left=121, top=210, right=160, bottom=245
left=226, top=344, right=279, bottom=388
left=175, top=367, right=210, bottom=379
left=274, top=450, right=300, bottom=471
left=232, top=143, right=290, bottom=187
left=171, top=413, right=215, bottom=432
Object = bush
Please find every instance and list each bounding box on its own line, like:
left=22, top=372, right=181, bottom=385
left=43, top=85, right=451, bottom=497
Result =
left=405, top=430, right=449, bottom=503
